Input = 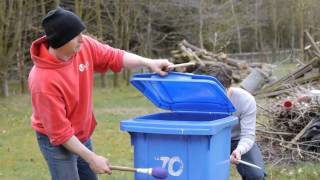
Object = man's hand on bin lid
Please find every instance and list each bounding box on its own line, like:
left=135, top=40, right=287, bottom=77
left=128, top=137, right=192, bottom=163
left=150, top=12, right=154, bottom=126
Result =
left=146, top=59, right=173, bottom=76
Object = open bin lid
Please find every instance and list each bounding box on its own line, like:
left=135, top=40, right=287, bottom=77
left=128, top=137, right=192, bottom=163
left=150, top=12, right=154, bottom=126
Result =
left=130, top=72, right=236, bottom=113
left=121, top=116, right=238, bottom=135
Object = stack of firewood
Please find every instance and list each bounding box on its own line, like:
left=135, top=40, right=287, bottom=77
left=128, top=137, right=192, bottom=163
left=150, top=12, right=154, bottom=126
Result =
left=170, top=40, right=271, bottom=83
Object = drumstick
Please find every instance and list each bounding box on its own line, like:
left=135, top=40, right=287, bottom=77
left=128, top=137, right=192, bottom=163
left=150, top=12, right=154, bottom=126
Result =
left=238, top=160, right=262, bottom=170
left=110, top=165, right=168, bottom=179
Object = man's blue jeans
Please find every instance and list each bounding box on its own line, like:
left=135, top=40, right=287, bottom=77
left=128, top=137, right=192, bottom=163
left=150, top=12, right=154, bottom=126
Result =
left=36, top=132, right=97, bottom=180
left=231, top=140, right=266, bottom=180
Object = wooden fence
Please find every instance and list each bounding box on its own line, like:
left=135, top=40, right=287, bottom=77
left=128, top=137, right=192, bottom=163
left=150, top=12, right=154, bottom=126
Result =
left=227, top=49, right=303, bottom=63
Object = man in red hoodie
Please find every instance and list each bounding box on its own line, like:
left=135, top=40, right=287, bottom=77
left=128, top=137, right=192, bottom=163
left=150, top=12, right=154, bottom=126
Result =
left=29, top=7, right=172, bottom=180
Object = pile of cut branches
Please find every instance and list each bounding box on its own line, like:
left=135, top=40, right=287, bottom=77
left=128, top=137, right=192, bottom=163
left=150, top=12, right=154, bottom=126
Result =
left=257, top=83, right=320, bottom=163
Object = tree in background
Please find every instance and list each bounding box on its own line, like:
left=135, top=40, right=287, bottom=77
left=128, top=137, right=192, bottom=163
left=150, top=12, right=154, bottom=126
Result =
left=0, top=1, right=25, bottom=96
left=1, top=0, right=320, bottom=96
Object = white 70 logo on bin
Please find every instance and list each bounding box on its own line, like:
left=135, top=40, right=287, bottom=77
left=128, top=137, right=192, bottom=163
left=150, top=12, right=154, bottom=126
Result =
left=155, top=156, right=184, bottom=176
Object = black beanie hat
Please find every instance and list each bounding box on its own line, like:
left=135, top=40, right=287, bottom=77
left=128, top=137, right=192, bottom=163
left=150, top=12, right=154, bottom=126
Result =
left=42, top=7, right=86, bottom=48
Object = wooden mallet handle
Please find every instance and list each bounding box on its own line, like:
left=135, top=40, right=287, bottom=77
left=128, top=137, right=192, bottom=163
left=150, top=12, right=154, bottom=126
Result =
left=110, top=165, right=168, bottom=179
left=168, top=62, right=196, bottom=69
left=110, top=165, right=136, bottom=172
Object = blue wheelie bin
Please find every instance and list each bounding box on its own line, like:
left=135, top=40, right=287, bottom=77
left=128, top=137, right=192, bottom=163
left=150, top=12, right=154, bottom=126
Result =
left=121, top=72, right=238, bottom=180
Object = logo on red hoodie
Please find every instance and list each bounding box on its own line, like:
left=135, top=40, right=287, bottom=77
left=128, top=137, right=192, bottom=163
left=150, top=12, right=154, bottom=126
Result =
left=79, top=62, right=89, bottom=72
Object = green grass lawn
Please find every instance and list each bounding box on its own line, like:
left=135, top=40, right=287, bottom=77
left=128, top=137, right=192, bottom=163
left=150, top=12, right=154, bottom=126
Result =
left=1, top=82, right=320, bottom=179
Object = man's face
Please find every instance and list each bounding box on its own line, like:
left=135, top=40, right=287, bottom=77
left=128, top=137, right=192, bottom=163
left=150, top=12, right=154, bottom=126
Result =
left=62, top=33, right=83, bottom=54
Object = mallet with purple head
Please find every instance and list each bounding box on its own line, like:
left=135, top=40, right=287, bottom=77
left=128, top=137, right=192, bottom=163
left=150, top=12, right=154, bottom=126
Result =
left=110, top=165, right=168, bottom=179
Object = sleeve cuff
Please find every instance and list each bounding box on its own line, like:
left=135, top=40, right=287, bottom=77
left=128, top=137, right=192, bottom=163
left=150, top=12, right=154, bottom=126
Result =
left=50, top=129, right=74, bottom=146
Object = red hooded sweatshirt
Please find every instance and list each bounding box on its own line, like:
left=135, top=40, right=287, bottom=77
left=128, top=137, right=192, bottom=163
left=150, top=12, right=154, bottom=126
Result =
left=29, top=35, right=124, bottom=145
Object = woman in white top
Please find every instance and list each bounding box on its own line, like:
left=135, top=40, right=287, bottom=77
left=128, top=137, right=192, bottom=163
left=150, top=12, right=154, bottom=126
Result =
left=194, top=63, right=265, bottom=180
